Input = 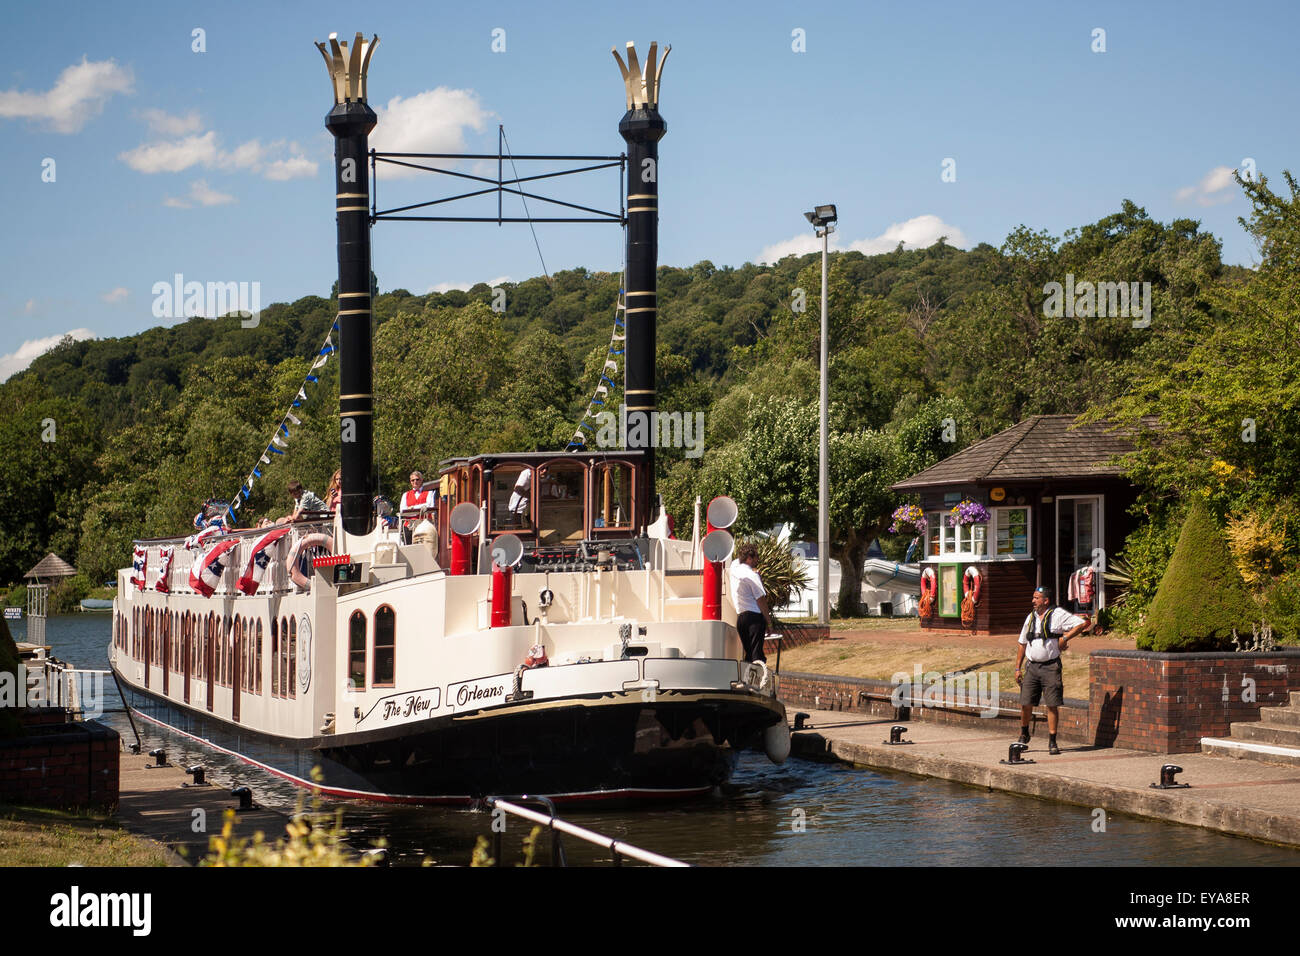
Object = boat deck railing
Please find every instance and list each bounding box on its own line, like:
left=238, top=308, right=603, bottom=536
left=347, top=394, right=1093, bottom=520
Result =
left=482, top=796, right=687, bottom=867
left=128, top=519, right=334, bottom=597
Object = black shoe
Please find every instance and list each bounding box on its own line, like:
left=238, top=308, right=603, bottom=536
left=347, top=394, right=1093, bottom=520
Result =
left=1017, top=730, right=1030, bottom=745
left=1049, top=741, right=1061, bottom=755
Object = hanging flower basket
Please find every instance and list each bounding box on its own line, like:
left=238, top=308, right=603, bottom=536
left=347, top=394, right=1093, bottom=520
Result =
left=889, top=504, right=928, bottom=535
left=947, top=499, right=990, bottom=527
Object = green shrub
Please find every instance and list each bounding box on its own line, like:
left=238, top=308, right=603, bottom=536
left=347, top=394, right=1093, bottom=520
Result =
left=47, top=574, right=94, bottom=615
left=1261, top=569, right=1300, bottom=645
left=1109, top=511, right=1182, bottom=633
left=1138, top=498, right=1259, bottom=652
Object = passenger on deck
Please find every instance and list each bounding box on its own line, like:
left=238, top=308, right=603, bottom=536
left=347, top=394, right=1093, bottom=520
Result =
left=326, top=469, right=342, bottom=512
left=278, top=479, right=327, bottom=524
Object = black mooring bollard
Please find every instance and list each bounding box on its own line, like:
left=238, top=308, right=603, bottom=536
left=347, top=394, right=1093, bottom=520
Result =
left=1150, top=764, right=1189, bottom=789
left=231, top=785, right=255, bottom=811
left=185, top=765, right=206, bottom=786
left=1000, top=742, right=1035, bottom=765
left=883, top=725, right=911, bottom=745
left=148, top=748, right=167, bottom=768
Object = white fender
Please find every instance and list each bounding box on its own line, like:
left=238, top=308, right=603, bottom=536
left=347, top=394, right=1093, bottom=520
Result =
left=288, top=532, right=333, bottom=590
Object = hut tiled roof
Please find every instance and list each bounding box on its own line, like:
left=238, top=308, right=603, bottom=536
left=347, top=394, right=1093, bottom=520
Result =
left=892, top=415, right=1140, bottom=490
left=24, top=553, right=78, bottom=581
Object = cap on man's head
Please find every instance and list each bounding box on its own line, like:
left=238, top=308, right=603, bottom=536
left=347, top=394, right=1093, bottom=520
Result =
left=288, top=479, right=303, bottom=495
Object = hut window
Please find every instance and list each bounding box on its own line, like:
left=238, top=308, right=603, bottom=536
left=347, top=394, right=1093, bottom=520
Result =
left=373, top=606, right=395, bottom=687
left=349, top=611, right=367, bottom=693
left=993, top=507, right=1032, bottom=557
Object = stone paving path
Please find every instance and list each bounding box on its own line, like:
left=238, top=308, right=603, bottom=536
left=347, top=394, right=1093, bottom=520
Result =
left=791, top=708, right=1300, bottom=849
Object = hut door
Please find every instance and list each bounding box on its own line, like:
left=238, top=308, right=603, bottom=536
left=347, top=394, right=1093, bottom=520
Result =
left=1056, top=496, right=1103, bottom=614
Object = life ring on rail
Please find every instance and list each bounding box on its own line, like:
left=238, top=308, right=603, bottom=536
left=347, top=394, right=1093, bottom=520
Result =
left=919, top=567, right=937, bottom=619
left=288, top=533, right=333, bottom=590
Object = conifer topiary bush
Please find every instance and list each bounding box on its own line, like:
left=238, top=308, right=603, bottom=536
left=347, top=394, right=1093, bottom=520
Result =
left=1137, top=497, right=1259, bottom=652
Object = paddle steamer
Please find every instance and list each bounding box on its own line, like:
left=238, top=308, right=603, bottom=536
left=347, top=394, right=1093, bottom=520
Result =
left=108, top=33, right=787, bottom=803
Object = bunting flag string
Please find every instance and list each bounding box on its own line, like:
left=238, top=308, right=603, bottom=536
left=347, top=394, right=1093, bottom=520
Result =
left=566, top=230, right=630, bottom=451
left=221, top=318, right=341, bottom=527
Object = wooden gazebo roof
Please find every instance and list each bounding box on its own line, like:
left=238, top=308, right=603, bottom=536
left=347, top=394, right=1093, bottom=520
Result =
left=892, top=415, right=1141, bottom=491
left=24, top=553, right=77, bottom=581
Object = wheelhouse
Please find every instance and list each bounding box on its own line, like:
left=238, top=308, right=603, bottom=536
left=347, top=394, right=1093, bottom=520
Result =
left=433, top=450, right=650, bottom=569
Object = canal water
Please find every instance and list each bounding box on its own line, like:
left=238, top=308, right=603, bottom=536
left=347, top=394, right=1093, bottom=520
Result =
left=12, top=613, right=1300, bottom=866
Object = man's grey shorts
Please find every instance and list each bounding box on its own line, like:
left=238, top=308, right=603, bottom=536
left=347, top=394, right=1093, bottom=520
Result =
left=1021, top=658, right=1063, bottom=707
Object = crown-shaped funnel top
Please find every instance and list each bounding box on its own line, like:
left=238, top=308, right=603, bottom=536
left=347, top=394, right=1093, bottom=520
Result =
left=612, top=41, right=670, bottom=111
left=315, top=32, right=379, bottom=104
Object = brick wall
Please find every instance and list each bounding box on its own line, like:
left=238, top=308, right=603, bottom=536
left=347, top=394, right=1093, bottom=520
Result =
left=778, top=670, right=1090, bottom=740
left=0, top=719, right=119, bottom=809
left=1090, top=650, right=1300, bottom=753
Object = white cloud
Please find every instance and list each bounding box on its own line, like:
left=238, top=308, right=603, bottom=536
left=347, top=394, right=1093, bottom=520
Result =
left=100, top=287, right=129, bottom=303
left=140, top=108, right=202, bottom=136
left=0, top=58, right=133, bottom=133
left=426, top=275, right=512, bottom=294
left=263, top=154, right=318, bottom=181
left=0, top=328, right=97, bottom=382
left=163, top=179, right=236, bottom=209
left=121, top=125, right=318, bottom=181
left=1175, top=165, right=1238, bottom=206
left=371, top=88, right=492, bottom=178
left=758, top=214, right=969, bottom=264
left=120, top=131, right=219, bottom=173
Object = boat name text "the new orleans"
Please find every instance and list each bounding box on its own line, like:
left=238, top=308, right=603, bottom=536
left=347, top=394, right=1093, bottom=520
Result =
left=383, top=693, right=435, bottom=721
left=456, top=682, right=506, bottom=707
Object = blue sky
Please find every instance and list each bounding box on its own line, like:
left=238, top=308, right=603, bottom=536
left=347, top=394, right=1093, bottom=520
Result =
left=3, top=0, right=1295, bottom=379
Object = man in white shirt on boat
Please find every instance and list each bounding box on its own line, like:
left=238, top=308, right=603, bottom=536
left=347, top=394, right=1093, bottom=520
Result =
left=400, top=470, right=436, bottom=539
left=730, top=543, right=773, bottom=663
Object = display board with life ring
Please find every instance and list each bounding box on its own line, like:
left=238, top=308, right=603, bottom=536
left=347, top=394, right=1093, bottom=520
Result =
left=960, top=565, right=982, bottom=627
left=919, top=567, right=937, bottom=619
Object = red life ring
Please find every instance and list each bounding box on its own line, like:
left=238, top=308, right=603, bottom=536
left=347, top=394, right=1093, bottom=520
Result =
left=288, top=533, right=333, bottom=590
left=962, top=566, right=982, bottom=606
left=919, top=567, right=937, bottom=619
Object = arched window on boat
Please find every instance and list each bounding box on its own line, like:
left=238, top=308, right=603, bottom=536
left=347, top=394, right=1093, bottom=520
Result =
left=349, top=611, right=366, bottom=694
left=373, top=606, right=395, bottom=688
left=537, top=461, right=586, bottom=545
left=491, top=464, right=534, bottom=532
left=280, top=616, right=289, bottom=699
left=288, top=616, right=297, bottom=699
left=591, top=461, right=634, bottom=531
left=271, top=618, right=280, bottom=697
left=233, top=618, right=243, bottom=691
left=256, top=619, right=264, bottom=695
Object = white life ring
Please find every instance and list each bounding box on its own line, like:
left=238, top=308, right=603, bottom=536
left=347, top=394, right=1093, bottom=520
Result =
left=287, top=533, right=333, bottom=590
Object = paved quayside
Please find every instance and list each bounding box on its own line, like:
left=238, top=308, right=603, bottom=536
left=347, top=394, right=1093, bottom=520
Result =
left=790, top=709, right=1300, bottom=848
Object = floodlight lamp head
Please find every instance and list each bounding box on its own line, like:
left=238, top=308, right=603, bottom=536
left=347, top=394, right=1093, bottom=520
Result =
left=815, top=204, right=837, bottom=223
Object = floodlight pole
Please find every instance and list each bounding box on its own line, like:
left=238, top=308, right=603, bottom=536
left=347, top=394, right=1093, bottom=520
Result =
left=818, top=223, right=831, bottom=626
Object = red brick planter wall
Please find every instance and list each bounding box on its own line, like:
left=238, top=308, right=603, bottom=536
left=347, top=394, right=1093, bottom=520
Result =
left=1089, top=649, right=1300, bottom=753
left=0, top=719, right=119, bottom=809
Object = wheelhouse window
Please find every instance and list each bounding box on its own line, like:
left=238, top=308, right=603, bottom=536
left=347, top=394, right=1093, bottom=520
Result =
left=349, top=611, right=366, bottom=693
left=492, top=464, right=533, bottom=532
left=537, top=462, right=585, bottom=545
left=373, top=606, right=395, bottom=687
left=592, top=462, right=633, bottom=530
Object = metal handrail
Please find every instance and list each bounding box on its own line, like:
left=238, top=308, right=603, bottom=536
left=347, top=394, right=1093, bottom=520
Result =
left=484, top=796, right=687, bottom=867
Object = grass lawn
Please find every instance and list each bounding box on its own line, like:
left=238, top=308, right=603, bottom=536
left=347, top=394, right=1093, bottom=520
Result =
left=0, top=804, right=173, bottom=867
